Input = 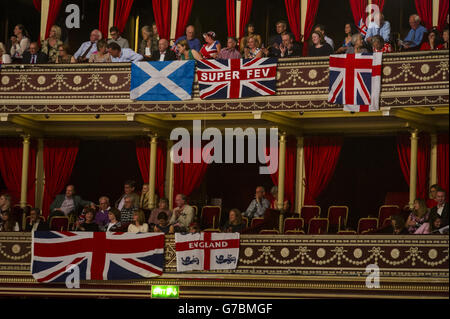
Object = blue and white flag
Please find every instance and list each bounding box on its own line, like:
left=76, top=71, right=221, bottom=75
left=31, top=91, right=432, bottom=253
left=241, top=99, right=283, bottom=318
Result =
left=130, top=60, right=195, bottom=101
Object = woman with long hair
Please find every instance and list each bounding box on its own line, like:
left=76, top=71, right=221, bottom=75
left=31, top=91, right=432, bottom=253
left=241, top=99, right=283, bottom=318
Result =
left=308, top=31, right=334, bottom=57
left=41, top=25, right=63, bottom=63
left=243, top=35, right=264, bottom=59
left=0, top=210, right=20, bottom=232
left=10, top=24, right=30, bottom=61
left=222, top=209, right=246, bottom=233
left=406, top=199, right=429, bottom=234
left=240, top=23, right=262, bottom=53
left=336, top=23, right=354, bottom=54
left=128, top=210, right=149, bottom=233
left=0, top=194, right=11, bottom=214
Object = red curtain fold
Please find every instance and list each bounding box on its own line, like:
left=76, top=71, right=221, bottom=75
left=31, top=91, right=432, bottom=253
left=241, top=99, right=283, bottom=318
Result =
left=437, top=134, right=449, bottom=194
left=226, top=0, right=236, bottom=37
left=304, top=137, right=343, bottom=205
left=99, top=0, right=111, bottom=40
left=438, top=0, right=449, bottom=31
left=135, top=140, right=167, bottom=199
left=239, top=0, right=253, bottom=40
left=285, top=0, right=301, bottom=42
left=114, top=0, right=134, bottom=34
left=396, top=133, right=430, bottom=200
left=44, top=0, right=63, bottom=39
left=175, top=0, right=194, bottom=40
left=152, top=0, right=171, bottom=40
left=349, top=0, right=368, bottom=27
left=415, top=0, right=433, bottom=30
left=33, top=0, right=41, bottom=11
left=302, top=0, right=320, bottom=56
left=0, top=139, right=36, bottom=206
left=372, top=0, right=385, bottom=13
left=42, top=140, right=79, bottom=218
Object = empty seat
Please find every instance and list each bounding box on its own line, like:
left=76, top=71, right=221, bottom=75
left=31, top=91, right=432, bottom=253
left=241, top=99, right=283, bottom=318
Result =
left=382, top=217, right=392, bottom=228
left=358, top=218, right=378, bottom=234
left=259, top=229, right=279, bottom=235
left=49, top=216, right=69, bottom=231
left=327, top=206, right=348, bottom=229
left=308, top=218, right=329, bottom=234
left=201, top=206, right=221, bottom=229
left=242, top=216, right=249, bottom=228
left=378, top=205, right=400, bottom=228
left=300, top=206, right=320, bottom=232
left=283, top=218, right=304, bottom=233
left=250, top=217, right=265, bottom=229
left=285, top=230, right=305, bottom=235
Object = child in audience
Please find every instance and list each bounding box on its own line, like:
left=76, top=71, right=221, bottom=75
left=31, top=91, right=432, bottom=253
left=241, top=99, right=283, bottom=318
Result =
left=153, top=212, right=170, bottom=234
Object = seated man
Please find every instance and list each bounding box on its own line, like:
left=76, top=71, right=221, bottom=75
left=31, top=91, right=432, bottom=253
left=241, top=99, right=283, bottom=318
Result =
left=399, top=14, right=427, bottom=50
left=74, top=29, right=102, bottom=62
left=151, top=39, right=177, bottom=61
left=217, top=37, right=242, bottom=60
left=314, top=24, right=335, bottom=50
left=267, top=20, right=288, bottom=57
left=49, top=185, right=94, bottom=218
left=95, top=196, right=111, bottom=231
left=107, top=42, right=143, bottom=62
left=430, top=189, right=449, bottom=227
left=107, top=26, right=129, bottom=49
left=115, top=180, right=140, bottom=210
left=25, top=208, right=49, bottom=232
left=169, top=194, right=195, bottom=233
left=174, top=25, right=202, bottom=52
left=280, top=33, right=302, bottom=58
left=22, top=42, right=48, bottom=64
left=120, top=195, right=138, bottom=225
left=243, top=186, right=270, bottom=221
left=365, top=13, right=391, bottom=44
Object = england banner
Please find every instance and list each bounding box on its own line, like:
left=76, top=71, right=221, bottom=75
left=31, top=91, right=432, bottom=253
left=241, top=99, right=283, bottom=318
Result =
left=328, top=53, right=382, bottom=112
left=130, top=60, right=195, bottom=101
left=175, top=232, right=240, bottom=272
left=196, top=58, right=277, bottom=100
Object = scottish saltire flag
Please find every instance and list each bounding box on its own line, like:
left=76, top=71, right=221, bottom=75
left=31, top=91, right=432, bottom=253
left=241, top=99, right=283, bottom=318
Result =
left=358, top=18, right=368, bottom=37
left=175, top=232, right=240, bottom=272
left=31, top=231, right=165, bottom=283
left=328, top=53, right=382, bottom=112
left=197, top=58, right=277, bottom=100
left=130, top=60, right=195, bottom=101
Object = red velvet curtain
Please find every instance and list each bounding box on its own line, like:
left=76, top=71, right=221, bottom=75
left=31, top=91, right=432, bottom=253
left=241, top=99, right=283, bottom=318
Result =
left=42, top=140, right=79, bottom=217
left=152, top=0, right=171, bottom=40
left=303, top=137, right=342, bottom=205
left=270, top=137, right=297, bottom=207
left=372, top=0, right=385, bottom=13
left=437, top=134, right=449, bottom=194
left=175, top=0, right=194, bottom=40
left=396, top=134, right=430, bottom=200
left=239, top=0, right=253, bottom=40
left=302, top=0, right=320, bottom=56
left=0, top=139, right=36, bottom=206
left=114, top=0, right=134, bottom=34
left=226, top=0, right=236, bottom=38
left=99, top=0, right=111, bottom=40
left=33, top=0, right=41, bottom=11
left=438, top=0, right=449, bottom=31
left=135, top=140, right=167, bottom=199
left=285, top=0, right=301, bottom=41
left=415, top=0, right=433, bottom=30
left=44, top=0, right=63, bottom=39
left=349, top=0, right=368, bottom=27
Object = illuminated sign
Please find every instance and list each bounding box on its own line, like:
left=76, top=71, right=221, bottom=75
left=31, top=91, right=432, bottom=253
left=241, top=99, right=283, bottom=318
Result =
left=151, top=285, right=180, bottom=298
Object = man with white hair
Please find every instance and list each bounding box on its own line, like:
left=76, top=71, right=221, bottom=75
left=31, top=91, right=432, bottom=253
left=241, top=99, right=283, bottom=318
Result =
left=365, top=13, right=391, bottom=44
left=399, top=14, right=427, bottom=50
left=74, top=29, right=102, bottom=62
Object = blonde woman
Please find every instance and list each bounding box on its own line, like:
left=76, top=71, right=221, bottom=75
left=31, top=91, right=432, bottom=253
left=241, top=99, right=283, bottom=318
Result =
left=0, top=42, right=12, bottom=64
left=243, top=35, right=263, bottom=59
left=41, top=25, right=63, bottom=63
left=406, top=199, right=429, bottom=234
left=128, top=210, right=149, bottom=233
left=139, top=25, right=154, bottom=60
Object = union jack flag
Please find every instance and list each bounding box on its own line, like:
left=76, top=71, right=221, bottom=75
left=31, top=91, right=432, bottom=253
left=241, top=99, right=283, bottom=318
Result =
left=31, top=231, right=165, bottom=283
left=328, top=53, right=382, bottom=112
left=197, top=58, right=277, bottom=100
left=358, top=18, right=368, bottom=37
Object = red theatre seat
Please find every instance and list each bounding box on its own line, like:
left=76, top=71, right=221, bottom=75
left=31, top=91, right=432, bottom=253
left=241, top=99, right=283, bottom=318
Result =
left=300, top=206, right=321, bottom=232
left=327, top=206, right=348, bottom=229
left=242, top=217, right=249, bottom=228
left=337, top=230, right=357, bottom=235
left=201, top=206, right=221, bottom=229
left=285, top=230, right=305, bottom=235
left=49, top=216, right=69, bottom=231
left=358, top=218, right=379, bottom=234
left=259, top=229, right=279, bottom=235
left=378, top=205, right=400, bottom=228
left=384, top=192, right=409, bottom=209
left=251, top=217, right=265, bottom=229
left=283, top=218, right=304, bottom=233
left=308, top=218, right=329, bottom=234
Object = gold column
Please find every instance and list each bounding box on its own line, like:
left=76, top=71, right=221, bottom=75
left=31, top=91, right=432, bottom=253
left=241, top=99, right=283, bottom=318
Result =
left=40, top=0, right=50, bottom=41
left=409, top=130, right=419, bottom=208
left=34, top=138, right=45, bottom=210
left=108, top=0, right=115, bottom=32
left=432, top=0, right=440, bottom=28
left=300, top=0, right=307, bottom=41
left=166, top=140, right=175, bottom=210
left=295, top=136, right=305, bottom=214
left=277, top=133, right=287, bottom=233
left=20, top=135, right=31, bottom=208
left=148, top=135, right=158, bottom=210
left=430, top=134, right=438, bottom=187
left=134, top=15, right=140, bottom=53
left=236, top=0, right=242, bottom=39
left=170, top=0, right=180, bottom=44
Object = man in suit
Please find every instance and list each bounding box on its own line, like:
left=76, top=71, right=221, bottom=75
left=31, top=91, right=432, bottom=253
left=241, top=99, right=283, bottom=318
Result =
left=151, top=39, right=177, bottom=61
left=22, top=42, right=48, bottom=64
left=115, top=180, right=140, bottom=210
left=430, top=189, right=449, bottom=227
left=25, top=208, right=49, bottom=232
left=49, top=185, right=94, bottom=219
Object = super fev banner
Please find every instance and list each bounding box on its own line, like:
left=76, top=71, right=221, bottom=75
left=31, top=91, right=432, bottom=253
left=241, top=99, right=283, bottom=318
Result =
left=175, top=232, right=240, bottom=272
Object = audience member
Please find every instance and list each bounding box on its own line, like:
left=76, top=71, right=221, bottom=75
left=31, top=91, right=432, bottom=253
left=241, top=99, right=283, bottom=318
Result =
left=200, top=31, right=221, bottom=59
left=442, top=29, right=449, bottom=49
left=429, top=189, right=449, bottom=227
left=148, top=198, right=171, bottom=227
left=76, top=208, right=100, bottom=231
left=116, top=180, right=140, bottom=210
left=0, top=194, right=11, bottom=215
left=49, top=185, right=94, bottom=218
left=89, top=39, right=111, bottom=62
left=74, top=29, right=102, bottom=62
left=0, top=42, right=12, bottom=64
left=41, top=25, right=63, bottom=63
left=188, top=222, right=200, bottom=233
left=244, top=186, right=270, bottom=221
left=140, top=184, right=149, bottom=209
left=399, top=14, right=427, bottom=50
left=55, top=44, right=76, bottom=63
left=96, top=196, right=111, bottom=231
left=108, top=42, right=143, bottom=62
left=106, top=208, right=122, bottom=232
left=346, top=33, right=368, bottom=53
left=108, top=26, right=129, bottom=49
left=128, top=210, right=149, bottom=233
left=153, top=212, right=171, bottom=234
left=391, top=214, right=408, bottom=234
left=420, top=29, right=443, bottom=50
left=427, top=184, right=440, bottom=208
left=139, top=25, right=156, bottom=60
left=336, top=23, right=355, bottom=54
left=120, top=195, right=138, bottom=224
left=169, top=194, right=195, bottom=233
left=405, top=199, right=429, bottom=234
left=269, top=20, right=288, bottom=49
left=280, top=33, right=302, bottom=58
left=244, top=35, right=263, bottom=59
left=270, top=186, right=290, bottom=212
left=177, top=40, right=202, bottom=60
left=152, top=23, right=160, bottom=47
left=365, top=13, right=391, bottom=44
left=372, top=35, right=393, bottom=53
left=175, top=25, right=202, bottom=52
left=217, top=37, right=242, bottom=60
left=0, top=210, right=19, bottom=232
left=24, top=208, right=49, bottom=232
left=22, top=42, right=48, bottom=64
left=222, top=209, right=246, bottom=233
left=314, top=24, right=335, bottom=49
left=151, top=39, right=177, bottom=61
left=415, top=212, right=443, bottom=234
left=308, top=31, right=334, bottom=57
left=240, top=23, right=262, bottom=53
left=10, top=24, right=30, bottom=61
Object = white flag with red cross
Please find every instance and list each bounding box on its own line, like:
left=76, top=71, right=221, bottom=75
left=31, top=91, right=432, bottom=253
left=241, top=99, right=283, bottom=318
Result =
left=175, top=232, right=240, bottom=272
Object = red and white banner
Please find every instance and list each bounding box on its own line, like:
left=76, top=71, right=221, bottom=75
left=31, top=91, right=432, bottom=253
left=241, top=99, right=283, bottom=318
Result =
left=175, top=232, right=240, bottom=272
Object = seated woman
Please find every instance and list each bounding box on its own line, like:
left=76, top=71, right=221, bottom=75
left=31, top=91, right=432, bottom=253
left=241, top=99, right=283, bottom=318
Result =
left=55, top=44, right=76, bottom=64
left=89, top=39, right=111, bottom=63
left=269, top=186, right=290, bottom=213
left=148, top=197, right=171, bottom=227
left=0, top=194, right=11, bottom=215
left=106, top=208, right=122, bottom=232
left=415, top=212, right=444, bottom=234
left=346, top=33, right=368, bottom=54
left=420, top=29, right=442, bottom=51
left=240, top=23, right=263, bottom=53
left=222, top=209, right=246, bottom=233
left=177, top=40, right=202, bottom=61
left=391, top=214, right=409, bottom=234
left=25, top=208, right=49, bottom=232
left=372, top=35, right=393, bottom=53
left=308, top=31, right=334, bottom=57
left=76, top=208, right=99, bottom=231
left=128, top=210, right=149, bottom=233
left=336, top=23, right=355, bottom=54
left=153, top=212, right=171, bottom=234
left=139, top=25, right=156, bottom=61
left=405, top=199, right=429, bottom=234
left=41, top=25, right=63, bottom=63
left=200, top=31, right=221, bottom=59
left=0, top=210, right=20, bottom=232
left=442, top=29, right=449, bottom=50
left=243, top=35, right=264, bottom=59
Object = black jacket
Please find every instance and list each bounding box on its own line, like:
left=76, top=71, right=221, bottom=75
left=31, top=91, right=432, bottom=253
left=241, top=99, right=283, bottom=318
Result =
left=22, top=51, right=48, bottom=64
left=430, top=202, right=449, bottom=227
left=150, top=49, right=177, bottom=61
left=25, top=221, right=49, bottom=232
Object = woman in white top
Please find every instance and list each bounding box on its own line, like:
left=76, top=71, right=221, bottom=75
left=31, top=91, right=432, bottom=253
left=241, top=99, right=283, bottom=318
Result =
left=244, top=35, right=263, bottom=59
left=0, top=42, right=12, bottom=64
left=128, top=210, right=149, bottom=233
left=10, top=24, right=31, bottom=60
left=0, top=210, right=20, bottom=232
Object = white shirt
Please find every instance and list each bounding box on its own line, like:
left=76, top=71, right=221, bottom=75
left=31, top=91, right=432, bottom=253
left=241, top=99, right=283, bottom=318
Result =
left=325, top=36, right=335, bottom=50
left=437, top=204, right=445, bottom=216
left=128, top=223, right=149, bottom=233
left=74, top=41, right=98, bottom=59
left=60, top=197, right=75, bottom=216
left=1, top=54, right=11, bottom=64
left=10, top=37, right=30, bottom=59
left=110, top=48, right=143, bottom=62
left=159, top=52, right=166, bottom=61
left=118, top=197, right=125, bottom=210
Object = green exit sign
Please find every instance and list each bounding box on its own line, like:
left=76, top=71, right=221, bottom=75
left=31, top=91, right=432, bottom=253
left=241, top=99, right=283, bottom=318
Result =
left=151, top=285, right=180, bottom=298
